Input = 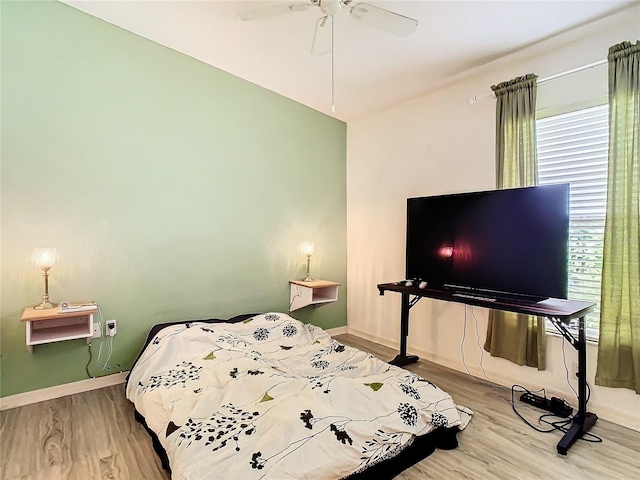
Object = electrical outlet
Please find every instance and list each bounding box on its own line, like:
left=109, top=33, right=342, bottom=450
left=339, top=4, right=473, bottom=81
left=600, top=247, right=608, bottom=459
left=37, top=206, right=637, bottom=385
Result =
left=106, top=320, right=117, bottom=337
left=92, top=322, right=102, bottom=338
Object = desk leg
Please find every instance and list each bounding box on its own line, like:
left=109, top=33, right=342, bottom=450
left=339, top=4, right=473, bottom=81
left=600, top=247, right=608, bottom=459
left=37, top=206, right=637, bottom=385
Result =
left=556, top=315, right=598, bottom=455
left=389, top=292, right=419, bottom=367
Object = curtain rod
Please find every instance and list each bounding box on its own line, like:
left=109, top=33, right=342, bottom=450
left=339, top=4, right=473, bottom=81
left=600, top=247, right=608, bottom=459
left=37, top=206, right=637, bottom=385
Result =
left=468, top=58, right=607, bottom=104
left=538, top=59, right=607, bottom=84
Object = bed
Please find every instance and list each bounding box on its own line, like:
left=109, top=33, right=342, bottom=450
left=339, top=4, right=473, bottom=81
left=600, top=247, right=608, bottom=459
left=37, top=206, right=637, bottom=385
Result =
left=125, top=312, right=471, bottom=479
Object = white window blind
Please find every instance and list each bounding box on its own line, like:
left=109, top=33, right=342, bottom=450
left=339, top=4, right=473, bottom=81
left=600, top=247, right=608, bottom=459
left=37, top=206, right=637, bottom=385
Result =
left=536, top=104, right=609, bottom=340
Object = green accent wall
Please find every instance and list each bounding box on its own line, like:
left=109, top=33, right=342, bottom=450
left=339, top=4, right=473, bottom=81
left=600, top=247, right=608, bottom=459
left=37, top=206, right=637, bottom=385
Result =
left=0, top=1, right=347, bottom=397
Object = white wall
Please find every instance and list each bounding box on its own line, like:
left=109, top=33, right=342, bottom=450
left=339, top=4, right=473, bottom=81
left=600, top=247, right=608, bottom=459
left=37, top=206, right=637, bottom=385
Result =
left=347, top=6, right=640, bottom=431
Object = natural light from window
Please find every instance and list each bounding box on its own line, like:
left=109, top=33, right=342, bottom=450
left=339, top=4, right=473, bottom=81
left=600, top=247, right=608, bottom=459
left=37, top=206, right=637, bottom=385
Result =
left=537, top=104, right=608, bottom=341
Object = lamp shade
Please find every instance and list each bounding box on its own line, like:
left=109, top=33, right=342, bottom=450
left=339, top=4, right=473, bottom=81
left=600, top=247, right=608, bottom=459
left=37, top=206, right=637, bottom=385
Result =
left=33, top=248, right=57, bottom=269
left=300, top=241, right=315, bottom=257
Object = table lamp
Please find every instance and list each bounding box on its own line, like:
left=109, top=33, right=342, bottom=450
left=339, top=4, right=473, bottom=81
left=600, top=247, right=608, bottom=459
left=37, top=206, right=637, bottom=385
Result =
left=300, top=241, right=315, bottom=282
left=33, top=247, right=58, bottom=309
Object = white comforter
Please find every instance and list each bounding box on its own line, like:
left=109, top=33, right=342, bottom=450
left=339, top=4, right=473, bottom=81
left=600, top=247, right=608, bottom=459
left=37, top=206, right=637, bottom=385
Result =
left=126, top=313, right=470, bottom=479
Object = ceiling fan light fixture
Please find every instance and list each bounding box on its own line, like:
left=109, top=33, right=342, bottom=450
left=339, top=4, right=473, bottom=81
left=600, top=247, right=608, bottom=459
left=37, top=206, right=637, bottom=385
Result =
left=320, top=0, right=342, bottom=16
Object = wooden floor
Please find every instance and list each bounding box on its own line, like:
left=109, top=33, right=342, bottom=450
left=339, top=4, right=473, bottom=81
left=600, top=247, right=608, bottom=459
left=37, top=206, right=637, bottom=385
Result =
left=1, top=334, right=639, bottom=479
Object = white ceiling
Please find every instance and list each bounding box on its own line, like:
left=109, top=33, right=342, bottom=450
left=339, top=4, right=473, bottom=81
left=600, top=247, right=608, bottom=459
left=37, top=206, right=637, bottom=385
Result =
left=61, top=0, right=636, bottom=122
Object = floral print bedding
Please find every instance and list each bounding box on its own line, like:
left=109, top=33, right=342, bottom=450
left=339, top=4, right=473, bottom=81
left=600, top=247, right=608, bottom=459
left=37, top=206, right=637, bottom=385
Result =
left=126, top=313, right=471, bottom=479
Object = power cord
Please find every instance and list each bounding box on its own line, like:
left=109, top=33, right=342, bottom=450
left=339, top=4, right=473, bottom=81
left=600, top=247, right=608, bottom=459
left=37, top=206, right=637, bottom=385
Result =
left=561, top=336, right=579, bottom=399
left=290, top=285, right=301, bottom=310
left=96, top=306, right=109, bottom=370
left=86, top=342, right=93, bottom=378
left=458, top=305, right=602, bottom=444
left=86, top=305, right=113, bottom=378
left=471, top=306, right=508, bottom=392
left=539, top=414, right=602, bottom=443
left=459, top=306, right=511, bottom=404
left=511, top=384, right=602, bottom=443
left=559, top=330, right=595, bottom=417
left=511, top=384, right=558, bottom=433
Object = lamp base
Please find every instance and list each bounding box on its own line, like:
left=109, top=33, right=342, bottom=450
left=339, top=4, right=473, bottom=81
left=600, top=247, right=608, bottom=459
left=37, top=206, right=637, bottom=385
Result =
left=34, top=301, right=58, bottom=310
left=302, top=275, right=314, bottom=282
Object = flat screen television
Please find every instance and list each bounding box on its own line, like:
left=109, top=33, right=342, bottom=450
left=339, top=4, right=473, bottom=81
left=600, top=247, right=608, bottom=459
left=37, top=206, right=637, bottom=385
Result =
left=406, top=184, right=569, bottom=303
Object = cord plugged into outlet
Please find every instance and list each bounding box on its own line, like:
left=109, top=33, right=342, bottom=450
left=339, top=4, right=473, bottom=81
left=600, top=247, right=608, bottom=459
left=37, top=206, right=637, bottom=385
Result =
left=106, top=320, right=117, bottom=337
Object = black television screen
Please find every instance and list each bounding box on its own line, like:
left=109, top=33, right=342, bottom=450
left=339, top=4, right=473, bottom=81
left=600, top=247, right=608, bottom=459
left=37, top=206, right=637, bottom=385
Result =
left=406, top=184, right=569, bottom=302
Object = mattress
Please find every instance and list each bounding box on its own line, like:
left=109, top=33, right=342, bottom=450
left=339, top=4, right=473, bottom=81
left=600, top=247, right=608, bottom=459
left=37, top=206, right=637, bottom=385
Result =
left=126, top=312, right=471, bottom=479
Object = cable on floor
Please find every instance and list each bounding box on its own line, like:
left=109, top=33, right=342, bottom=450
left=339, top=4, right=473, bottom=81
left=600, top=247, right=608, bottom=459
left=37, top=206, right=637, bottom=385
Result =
left=511, top=384, right=603, bottom=443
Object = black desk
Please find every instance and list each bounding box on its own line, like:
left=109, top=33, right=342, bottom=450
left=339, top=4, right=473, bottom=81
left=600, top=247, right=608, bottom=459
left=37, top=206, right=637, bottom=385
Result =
left=377, top=282, right=597, bottom=455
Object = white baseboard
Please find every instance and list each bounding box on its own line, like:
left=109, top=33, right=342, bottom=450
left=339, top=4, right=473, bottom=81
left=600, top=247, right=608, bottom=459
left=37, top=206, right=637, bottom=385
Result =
left=326, top=326, right=348, bottom=336
left=0, top=372, right=128, bottom=411
left=1, top=326, right=349, bottom=411
left=6, top=324, right=635, bottom=432
left=346, top=326, right=639, bottom=432
left=347, top=326, right=399, bottom=350
left=413, top=346, right=640, bottom=432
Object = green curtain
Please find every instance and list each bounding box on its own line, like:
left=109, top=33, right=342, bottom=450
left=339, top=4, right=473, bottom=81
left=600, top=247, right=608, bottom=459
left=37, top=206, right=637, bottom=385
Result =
left=596, top=41, right=640, bottom=394
left=483, top=74, right=547, bottom=370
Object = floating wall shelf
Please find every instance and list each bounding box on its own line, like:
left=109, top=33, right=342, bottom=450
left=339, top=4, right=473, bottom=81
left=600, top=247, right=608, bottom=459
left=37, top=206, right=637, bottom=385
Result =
left=21, top=307, right=95, bottom=353
left=289, top=280, right=341, bottom=312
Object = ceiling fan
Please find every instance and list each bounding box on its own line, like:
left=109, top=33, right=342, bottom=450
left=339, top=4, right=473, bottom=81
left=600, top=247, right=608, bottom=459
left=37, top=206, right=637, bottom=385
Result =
left=237, top=0, right=418, bottom=55
left=237, top=1, right=418, bottom=113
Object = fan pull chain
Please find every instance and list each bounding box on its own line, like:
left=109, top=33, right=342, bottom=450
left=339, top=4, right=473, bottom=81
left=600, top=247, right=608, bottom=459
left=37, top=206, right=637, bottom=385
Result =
left=331, top=14, right=335, bottom=113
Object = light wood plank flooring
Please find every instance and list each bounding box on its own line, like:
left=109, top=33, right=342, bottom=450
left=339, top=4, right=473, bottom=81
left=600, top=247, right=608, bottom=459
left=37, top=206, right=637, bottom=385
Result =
left=2, top=334, right=639, bottom=479
left=0, top=383, right=168, bottom=480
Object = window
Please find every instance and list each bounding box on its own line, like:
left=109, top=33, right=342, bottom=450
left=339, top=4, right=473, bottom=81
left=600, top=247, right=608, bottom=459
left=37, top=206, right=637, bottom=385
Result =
left=536, top=104, right=608, bottom=341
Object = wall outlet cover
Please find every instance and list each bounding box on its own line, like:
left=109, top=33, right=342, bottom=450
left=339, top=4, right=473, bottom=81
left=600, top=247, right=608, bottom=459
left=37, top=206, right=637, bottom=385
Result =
left=106, top=320, right=116, bottom=336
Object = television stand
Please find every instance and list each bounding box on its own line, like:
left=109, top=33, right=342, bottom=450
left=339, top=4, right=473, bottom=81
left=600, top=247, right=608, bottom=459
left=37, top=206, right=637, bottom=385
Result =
left=390, top=353, right=420, bottom=367
left=377, top=282, right=596, bottom=455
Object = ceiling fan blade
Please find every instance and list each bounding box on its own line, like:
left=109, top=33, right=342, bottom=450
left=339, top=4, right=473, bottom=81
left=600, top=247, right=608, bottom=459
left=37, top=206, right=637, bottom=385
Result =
left=237, top=1, right=310, bottom=21
left=311, top=15, right=332, bottom=55
left=349, top=2, right=418, bottom=37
